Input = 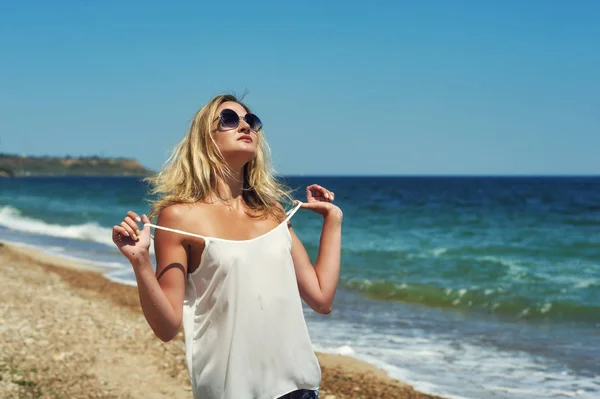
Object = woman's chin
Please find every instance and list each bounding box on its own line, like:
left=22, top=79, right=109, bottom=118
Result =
left=222, top=149, right=257, bottom=168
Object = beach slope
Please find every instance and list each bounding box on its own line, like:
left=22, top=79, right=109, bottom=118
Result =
left=0, top=243, right=444, bottom=399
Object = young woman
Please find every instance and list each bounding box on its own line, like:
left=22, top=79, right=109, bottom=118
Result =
left=111, top=94, right=343, bottom=399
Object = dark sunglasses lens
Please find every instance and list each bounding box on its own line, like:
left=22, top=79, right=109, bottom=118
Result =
left=245, top=114, right=263, bottom=131
left=220, top=109, right=240, bottom=129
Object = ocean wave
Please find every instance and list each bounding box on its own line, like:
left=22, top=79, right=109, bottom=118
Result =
left=308, top=317, right=599, bottom=399
left=0, top=205, right=115, bottom=247
left=342, top=279, right=600, bottom=323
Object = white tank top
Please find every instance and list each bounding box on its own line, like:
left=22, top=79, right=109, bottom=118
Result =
left=146, top=202, right=321, bottom=399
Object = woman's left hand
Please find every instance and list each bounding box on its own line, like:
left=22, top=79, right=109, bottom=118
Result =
left=299, top=184, right=343, bottom=219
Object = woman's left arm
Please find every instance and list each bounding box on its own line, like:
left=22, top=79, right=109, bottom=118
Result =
left=290, top=184, right=343, bottom=314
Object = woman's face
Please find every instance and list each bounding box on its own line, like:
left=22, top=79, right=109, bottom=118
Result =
left=212, top=101, right=260, bottom=168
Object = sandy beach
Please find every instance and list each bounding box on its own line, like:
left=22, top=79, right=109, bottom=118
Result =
left=0, top=242, right=444, bottom=399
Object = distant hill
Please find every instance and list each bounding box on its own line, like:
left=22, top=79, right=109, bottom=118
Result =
left=0, top=154, right=154, bottom=177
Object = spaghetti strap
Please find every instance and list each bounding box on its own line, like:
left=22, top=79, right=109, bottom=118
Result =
left=284, top=201, right=303, bottom=224
left=144, top=223, right=207, bottom=240
left=144, top=201, right=302, bottom=241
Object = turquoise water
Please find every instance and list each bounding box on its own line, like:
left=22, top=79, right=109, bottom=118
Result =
left=1, top=176, right=599, bottom=398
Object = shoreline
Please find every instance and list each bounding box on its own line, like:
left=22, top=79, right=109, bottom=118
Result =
left=0, top=242, right=445, bottom=399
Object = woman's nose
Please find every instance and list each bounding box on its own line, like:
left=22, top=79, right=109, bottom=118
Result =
left=238, top=117, right=251, bottom=133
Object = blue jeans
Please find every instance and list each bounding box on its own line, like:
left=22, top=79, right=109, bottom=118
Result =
left=277, top=389, right=319, bottom=399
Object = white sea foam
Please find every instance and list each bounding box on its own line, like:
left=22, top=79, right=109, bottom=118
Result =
left=479, top=255, right=528, bottom=276
left=570, top=277, right=599, bottom=289
left=540, top=302, right=553, bottom=314
left=0, top=206, right=115, bottom=247
left=317, top=345, right=356, bottom=356
left=0, top=206, right=156, bottom=256
left=305, top=313, right=600, bottom=399
left=432, top=247, right=448, bottom=257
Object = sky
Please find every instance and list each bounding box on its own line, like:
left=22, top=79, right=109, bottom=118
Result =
left=1, top=1, right=599, bottom=176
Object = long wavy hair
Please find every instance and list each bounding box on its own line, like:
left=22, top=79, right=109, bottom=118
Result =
left=145, top=94, right=292, bottom=221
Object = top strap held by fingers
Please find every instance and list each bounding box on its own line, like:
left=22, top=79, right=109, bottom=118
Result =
left=284, top=201, right=303, bottom=224
left=144, top=201, right=303, bottom=239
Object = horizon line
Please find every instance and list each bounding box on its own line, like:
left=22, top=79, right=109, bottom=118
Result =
left=278, top=173, right=600, bottom=178
left=4, top=173, right=600, bottom=179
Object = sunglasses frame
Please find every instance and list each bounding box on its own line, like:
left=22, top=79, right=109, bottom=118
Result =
left=214, top=108, right=263, bottom=133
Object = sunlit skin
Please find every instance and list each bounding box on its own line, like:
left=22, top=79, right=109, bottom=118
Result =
left=111, top=100, right=343, bottom=343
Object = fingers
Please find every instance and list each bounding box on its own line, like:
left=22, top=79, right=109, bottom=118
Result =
left=306, top=184, right=335, bottom=202
left=120, top=221, right=136, bottom=240
left=113, top=210, right=145, bottom=246
left=113, top=225, right=129, bottom=238
left=119, top=211, right=142, bottom=241
left=141, top=214, right=151, bottom=232
left=127, top=216, right=143, bottom=237
left=127, top=211, right=141, bottom=223
left=112, top=225, right=129, bottom=245
left=306, top=184, right=325, bottom=200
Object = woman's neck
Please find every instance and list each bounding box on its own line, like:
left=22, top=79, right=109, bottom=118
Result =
left=214, top=168, right=245, bottom=206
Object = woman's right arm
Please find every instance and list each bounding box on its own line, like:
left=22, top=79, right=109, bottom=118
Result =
left=113, top=207, right=188, bottom=342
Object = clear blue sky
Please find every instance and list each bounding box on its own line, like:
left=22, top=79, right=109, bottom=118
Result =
left=1, top=1, right=599, bottom=175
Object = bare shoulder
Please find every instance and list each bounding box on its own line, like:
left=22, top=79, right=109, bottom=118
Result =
left=156, top=202, right=216, bottom=235
left=157, top=203, right=193, bottom=226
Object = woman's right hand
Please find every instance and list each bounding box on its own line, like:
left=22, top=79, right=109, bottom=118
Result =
left=112, top=211, right=151, bottom=263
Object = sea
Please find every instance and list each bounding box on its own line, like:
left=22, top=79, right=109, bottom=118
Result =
left=1, top=176, right=599, bottom=399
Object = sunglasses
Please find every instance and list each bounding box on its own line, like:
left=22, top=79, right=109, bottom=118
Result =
left=215, top=108, right=263, bottom=132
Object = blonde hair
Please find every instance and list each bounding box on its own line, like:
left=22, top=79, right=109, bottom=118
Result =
left=145, top=94, right=292, bottom=221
